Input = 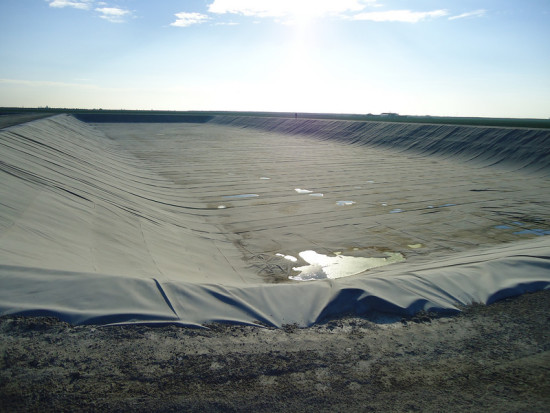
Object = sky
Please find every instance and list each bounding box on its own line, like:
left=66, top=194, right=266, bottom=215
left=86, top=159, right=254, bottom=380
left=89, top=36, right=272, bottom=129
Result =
left=0, top=0, right=549, bottom=118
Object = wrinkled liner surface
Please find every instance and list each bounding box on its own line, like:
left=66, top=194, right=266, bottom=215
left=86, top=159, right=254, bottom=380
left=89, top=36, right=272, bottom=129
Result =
left=1, top=237, right=549, bottom=327
left=1, top=115, right=549, bottom=327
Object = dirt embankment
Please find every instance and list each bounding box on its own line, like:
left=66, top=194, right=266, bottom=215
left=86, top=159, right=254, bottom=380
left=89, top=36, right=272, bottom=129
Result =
left=1, top=290, right=549, bottom=412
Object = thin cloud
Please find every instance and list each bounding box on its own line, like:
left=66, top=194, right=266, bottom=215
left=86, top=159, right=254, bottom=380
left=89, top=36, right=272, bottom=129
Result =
left=95, top=7, right=131, bottom=23
left=353, top=9, right=448, bottom=23
left=207, top=0, right=375, bottom=19
left=47, top=0, right=93, bottom=10
left=170, top=12, right=210, bottom=27
left=48, top=1, right=132, bottom=23
left=449, top=9, right=486, bottom=21
left=0, top=78, right=101, bottom=89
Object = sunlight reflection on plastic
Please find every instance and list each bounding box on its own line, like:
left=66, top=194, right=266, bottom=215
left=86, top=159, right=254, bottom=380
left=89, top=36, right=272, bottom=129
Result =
left=217, top=205, right=227, bottom=209
left=309, top=193, right=324, bottom=197
left=260, top=177, right=270, bottom=180
left=223, top=194, right=259, bottom=199
left=390, top=209, right=403, bottom=213
left=295, top=188, right=313, bottom=194
left=336, top=201, right=355, bottom=206
left=276, top=253, right=298, bottom=262
left=289, top=250, right=405, bottom=281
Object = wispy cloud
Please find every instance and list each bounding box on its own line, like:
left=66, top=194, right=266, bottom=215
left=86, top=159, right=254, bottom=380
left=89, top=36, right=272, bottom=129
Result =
left=170, top=12, right=210, bottom=27
left=449, top=9, right=486, bottom=21
left=47, top=0, right=94, bottom=10
left=0, top=78, right=101, bottom=89
left=352, top=9, right=448, bottom=23
left=47, top=1, right=131, bottom=22
left=207, top=0, right=375, bottom=19
left=203, top=2, right=448, bottom=25
left=95, top=7, right=130, bottom=23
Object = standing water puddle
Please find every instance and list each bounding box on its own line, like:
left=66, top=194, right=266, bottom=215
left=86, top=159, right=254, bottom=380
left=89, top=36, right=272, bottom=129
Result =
left=276, top=253, right=298, bottom=262
left=287, top=250, right=405, bottom=281
left=514, top=229, right=550, bottom=236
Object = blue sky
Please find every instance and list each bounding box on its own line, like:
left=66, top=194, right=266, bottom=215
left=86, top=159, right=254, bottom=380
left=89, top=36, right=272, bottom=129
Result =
left=1, top=0, right=549, bottom=117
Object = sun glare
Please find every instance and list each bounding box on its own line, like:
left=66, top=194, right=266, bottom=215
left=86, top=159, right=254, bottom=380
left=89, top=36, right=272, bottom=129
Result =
left=285, top=2, right=318, bottom=26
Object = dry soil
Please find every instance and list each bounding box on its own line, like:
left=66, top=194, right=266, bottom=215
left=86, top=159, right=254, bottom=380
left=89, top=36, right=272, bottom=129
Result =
left=1, top=290, right=549, bottom=412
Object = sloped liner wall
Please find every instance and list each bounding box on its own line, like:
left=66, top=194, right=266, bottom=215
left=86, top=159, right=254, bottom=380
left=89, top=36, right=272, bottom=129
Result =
left=210, top=116, right=550, bottom=175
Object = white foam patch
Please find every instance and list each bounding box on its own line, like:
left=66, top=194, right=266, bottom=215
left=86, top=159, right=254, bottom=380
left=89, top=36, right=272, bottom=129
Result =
left=336, top=201, right=356, bottom=206
left=295, top=188, right=313, bottom=194
left=290, top=250, right=405, bottom=281
left=309, top=193, right=324, bottom=197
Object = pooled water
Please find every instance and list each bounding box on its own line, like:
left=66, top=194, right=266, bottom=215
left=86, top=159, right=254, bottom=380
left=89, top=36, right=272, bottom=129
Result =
left=289, top=250, right=405, bottom=281
left=276, top=253, right=298, bottom=262
left=514, top=229, right=550, bottom=236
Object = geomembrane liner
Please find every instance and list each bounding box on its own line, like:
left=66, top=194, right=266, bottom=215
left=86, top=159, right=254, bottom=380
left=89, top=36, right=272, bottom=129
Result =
left=0, top=114, right=549, bottom=326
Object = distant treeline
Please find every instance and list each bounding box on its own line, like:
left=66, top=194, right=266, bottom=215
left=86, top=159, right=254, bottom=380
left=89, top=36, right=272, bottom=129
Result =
left=1, top=107, right=549, bottom=129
